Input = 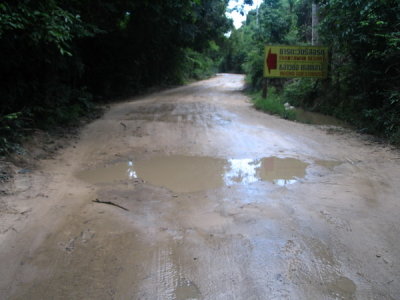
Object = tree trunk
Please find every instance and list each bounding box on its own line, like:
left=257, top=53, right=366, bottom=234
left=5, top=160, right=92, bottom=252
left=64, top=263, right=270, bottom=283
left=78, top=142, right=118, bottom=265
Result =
left=312, top=2, right=319, bottom=45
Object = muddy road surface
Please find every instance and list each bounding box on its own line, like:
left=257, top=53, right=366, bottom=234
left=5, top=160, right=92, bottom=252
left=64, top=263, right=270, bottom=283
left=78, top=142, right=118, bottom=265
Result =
left=1, top=74, right=400, bottom=299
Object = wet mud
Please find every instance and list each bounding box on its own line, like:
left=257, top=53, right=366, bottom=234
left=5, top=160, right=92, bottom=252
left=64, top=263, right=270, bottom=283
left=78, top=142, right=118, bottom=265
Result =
left=295, top=108, right=349, bottom=127
left=1, top=74, right=400, bottom=300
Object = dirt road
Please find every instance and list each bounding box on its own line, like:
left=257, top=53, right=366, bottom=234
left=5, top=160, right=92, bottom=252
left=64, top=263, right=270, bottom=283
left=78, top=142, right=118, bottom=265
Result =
left=1, top=74, right=399, bottom=299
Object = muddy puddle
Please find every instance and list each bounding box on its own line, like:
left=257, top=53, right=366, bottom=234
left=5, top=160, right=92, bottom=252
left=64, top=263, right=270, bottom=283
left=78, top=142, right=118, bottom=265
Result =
left=175, top=281, right=202, bottom=300
left=327, top=276, right=357, bottom=299
left=77, top=156, right=339, bottom=193
left=295, top=108, right=348, bottom=127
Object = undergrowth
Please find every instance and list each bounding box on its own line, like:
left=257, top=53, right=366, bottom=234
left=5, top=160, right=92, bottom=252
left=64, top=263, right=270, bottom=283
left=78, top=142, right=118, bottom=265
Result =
left=0, top=112, right=25, bottom=155
left=251, top=87, right=296, bottom=121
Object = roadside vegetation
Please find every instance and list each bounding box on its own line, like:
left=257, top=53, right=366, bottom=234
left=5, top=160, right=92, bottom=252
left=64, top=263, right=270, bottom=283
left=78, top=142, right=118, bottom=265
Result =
left=0, top=0, right=230, bottom=154
left=222, top=0, right=400, bottom=144
left=252, top=88, right=296, bottom=120
left=1, top=0, right=399, bottom=154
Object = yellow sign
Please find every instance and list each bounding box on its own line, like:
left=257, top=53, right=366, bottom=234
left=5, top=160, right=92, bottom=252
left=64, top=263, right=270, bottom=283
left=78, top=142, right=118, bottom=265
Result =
left=264, top=45, right=328, bottom=78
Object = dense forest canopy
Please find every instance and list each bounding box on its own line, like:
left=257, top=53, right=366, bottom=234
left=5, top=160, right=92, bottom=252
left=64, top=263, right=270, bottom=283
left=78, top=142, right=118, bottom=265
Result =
left=0, top=0, right=232, bottom=153
left=1, top=0, right=399, bottom=154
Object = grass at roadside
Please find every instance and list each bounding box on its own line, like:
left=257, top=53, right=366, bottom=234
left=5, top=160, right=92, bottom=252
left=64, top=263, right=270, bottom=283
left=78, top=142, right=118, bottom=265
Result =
left=250, top=87, right=296, bottom=121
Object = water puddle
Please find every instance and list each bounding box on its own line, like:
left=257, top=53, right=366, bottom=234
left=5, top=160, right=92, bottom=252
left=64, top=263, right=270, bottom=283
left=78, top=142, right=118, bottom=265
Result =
left=77, top=155, right=311, bottom=193
left=327, top=276, right=356, bottom=299
left=175, top=281, right=202, bottom=300
left=295, top=108, right=348, bottom=127
left=225, top=157, right=308, bottom=186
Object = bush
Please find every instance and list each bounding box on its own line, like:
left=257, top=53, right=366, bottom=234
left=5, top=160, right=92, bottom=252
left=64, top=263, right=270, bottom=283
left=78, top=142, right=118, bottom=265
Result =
left=251, top=87, right=296, bottom=120
left=183, top=48, right=216, bottom=81
left=0, top=112, right=24, bottom=155
left=283, top=78, right=318, bottom=108
left=243, top=49, right=265, bottom=89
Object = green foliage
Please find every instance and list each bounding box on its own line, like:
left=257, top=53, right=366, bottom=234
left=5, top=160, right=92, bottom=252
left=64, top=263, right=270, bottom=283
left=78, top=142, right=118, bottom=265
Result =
left=0, top=1, right=94, bottom=56
left=27, top=87, right=95, bottom=128
left=77, top=0, right=231, bottom=98
left=0, top=0, right=98, bottom=153
left=252, top=88, right=296, bottom=120
left=0, top=0, right=231, bottom=153
left=222, top=0, right=294, bottom=89
left=0, top=112, right=24, bottom=154
left=183, top=48, right=217, bottom=81
left=243, top=48, right=265, bottom=88
left=283, top=78, right=318, bottom=108
left=223, top=0, right=400, bottom=143
left=294, top=0, right=312, bottom=43
left=219, top=29, right=248, bottom=73
left=317, top=0, right=400, bottom=142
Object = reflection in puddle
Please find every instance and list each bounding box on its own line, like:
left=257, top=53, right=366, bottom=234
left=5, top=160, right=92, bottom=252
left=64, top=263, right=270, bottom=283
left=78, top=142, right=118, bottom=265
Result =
left=77, top=156, right=314, bottom=193
left=224, top=157, right=309, bottom=186
left=224, top=158, right=259, bottom=184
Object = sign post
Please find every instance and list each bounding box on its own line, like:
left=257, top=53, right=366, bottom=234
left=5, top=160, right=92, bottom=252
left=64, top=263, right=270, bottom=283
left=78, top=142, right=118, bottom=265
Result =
left=262, top=78, right=268, bottom=98
left=264, top=45, right=328, bottom=79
